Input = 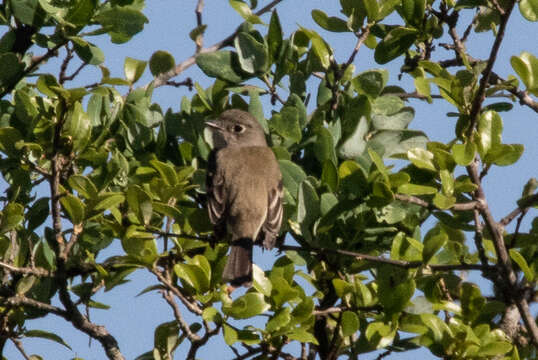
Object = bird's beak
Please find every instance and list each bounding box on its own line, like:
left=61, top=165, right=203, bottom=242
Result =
left=205, top=120, right=223, bottom=130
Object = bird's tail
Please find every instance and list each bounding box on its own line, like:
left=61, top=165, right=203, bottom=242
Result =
left=222, top=238, right=253, bottom=287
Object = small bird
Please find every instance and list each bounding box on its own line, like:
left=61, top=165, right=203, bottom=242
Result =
left=205, top=109, right=283, bottom=288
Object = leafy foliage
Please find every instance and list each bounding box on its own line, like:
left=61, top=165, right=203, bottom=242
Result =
left=0, top=0, right=537, bottom=359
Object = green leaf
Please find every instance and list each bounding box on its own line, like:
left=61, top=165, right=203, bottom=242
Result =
left=452, top=141, right=476, bottom=165
left=248, top=90, right=269, bottom=133
left=63, top=102, right=91, bottom=152
left=364, top=0, right=380, bottom=20
left=252, top=264, right=272, bottom=296
left=95, top=7, right=148, bottom=44
left=124, top=57, right=147, bottom=83
left=299, top=27, right=332, bottom=69
left=311, top=9, right=349, bottom=32
left=287, top=328, right=319, bottom=345
left=229, top=0, right=264, bottom=24
left=222, top=292, right=270, bottom=319
left=68, top=175, right=98, bottom=200
left=223, top=324, right=238, bottom=345
left=196, top=51, right=245, bottom=83
left=127, top=185, right=153, bottom=225
left=352, top=69, right=389, bottom=97
left=341, top=311, right=359, bottom=337
left=0, top=127, right=22, bottom=156
left=509, top=249, right=534, bottom=281
left=94, top=193, right=125, bottom=211
left=25, top=330, right=71, bottom=350
left=520, top=0, right=538, bottom=22
left=365, top=321, right=396, bottom=349
left=60, top=194, right=85, bottom=224
left=267, top=10, right=283, bottom=61
left=423, top=225, right=448, bottom=263
left=372, top=107, right=414, bottom=131
left=0, top=203, right=24, bottom=234
left=368, top=129, right=428, bottom=158
left=397, top=183, right=437, bottom=195
left=66, top=0, right=97, bottom=26
left=150, top=160, right=177, bottom=187
left=374, top=27, right=418, bottom=64
left=407, top=148, right=436, bottom=171
left=71, top=37, right=105, bottom=65
left=338, top=116, right=368, bottom=159
left=461, top=282, right=485, bottom=323
left=0, top=53, right=24, bottom=88
left=477, top=110, right=503, bottom=157
left=433, top=192, right=456, bottom=210
left=297, top=180, right=320, bottom=229
left=266, top=307, right=291, bottom=332
left=149, top=50, right=175, bottom=76
left=271, top=107, right=301, bottom=143
left=314, top=126, right=337, bottom=165
left=478, top=341, right=513, bottom=356
left=10, top=0, right=42, bottom=25
left=122, top=226, right=158, bottom=265
left=321, top=161, right=338, bottom=192
left=154, top=321, right=180, bottom=357
left=510, top=51, right=538, bottom=95
left=399, top=0, right=426, bottom=26
left=485, top=144, right=524, bottom=166
left=234, top=32, right=268, bottom=74
left=414, top=77, right=431, bottom=100
left=377, top=265, right=415, bottom=315
left=174, top=262, right=210, bottom=293
left=27, top=198, right=50, bottom=231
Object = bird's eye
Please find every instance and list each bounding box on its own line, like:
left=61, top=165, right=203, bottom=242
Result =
left=233, top=124, right=245, bottom=133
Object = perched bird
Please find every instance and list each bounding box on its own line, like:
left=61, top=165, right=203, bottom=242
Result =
left=205, top=109, right=283, bottom=287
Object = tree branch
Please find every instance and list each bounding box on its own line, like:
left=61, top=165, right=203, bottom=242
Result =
left=499, top=193, right=538, bottom=226
left=161, top=290, right=201, bottom=342
left=467, top=0, right=516, bottom=138
left=0, top=262, right=51, bottom=277
left=279, top=245, right=493, bottom=272
left=395, top=193, right=479, bottom=211
left=152, top=0, right=285, bottom=88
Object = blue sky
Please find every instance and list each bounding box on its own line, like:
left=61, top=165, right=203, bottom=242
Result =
left=2, top=1, right=537, bottom=359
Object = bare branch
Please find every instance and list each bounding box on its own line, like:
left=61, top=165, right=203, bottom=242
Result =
left=499, top=193, right=538, bottom=226
left=11, top=338, right=31, bottom=360
left=0, top=262, right=51, bottom=277
left=161, top=290, right=201, bottom=342
left=344, top=26, right=371, bottom=68
left=6, top=294, right=68, bottom=317
left=194, top=0, right=205, bottom=52
left=467, top=0, right=516, bottom=138
left=151, top=268, right=203, bottom=315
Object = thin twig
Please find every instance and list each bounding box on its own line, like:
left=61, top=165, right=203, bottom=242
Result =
left=152, top=0, right=285, bottom=87
left=499, top=193, right=538, bottom=226
left=0, top=261, right=50, bottom=277
left=344, top=26, right=371, bottom=68
left=151, top=268, right=203, bottom=315
left=162, top=290, right=201, bottom=342
left=395, top=194, right=479, bottom=211
left=194, top=0, right=205, bottom=53
left=279, top=245, right=493, bottom=271
left=11, top=338, right=31, bottom=360
left=466, top=0, right=516, bottom=138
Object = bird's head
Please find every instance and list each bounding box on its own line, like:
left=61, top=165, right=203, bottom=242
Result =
left=205, top=109, right=267, bottom=148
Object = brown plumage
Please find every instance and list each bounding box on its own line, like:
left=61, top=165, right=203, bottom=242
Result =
left=206, top=110, right=283, bottom=287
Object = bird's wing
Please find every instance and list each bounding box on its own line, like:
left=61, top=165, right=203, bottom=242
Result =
left=206, top=151, right=227, bottom=226
left=261, top=180, right=283, bottom=250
